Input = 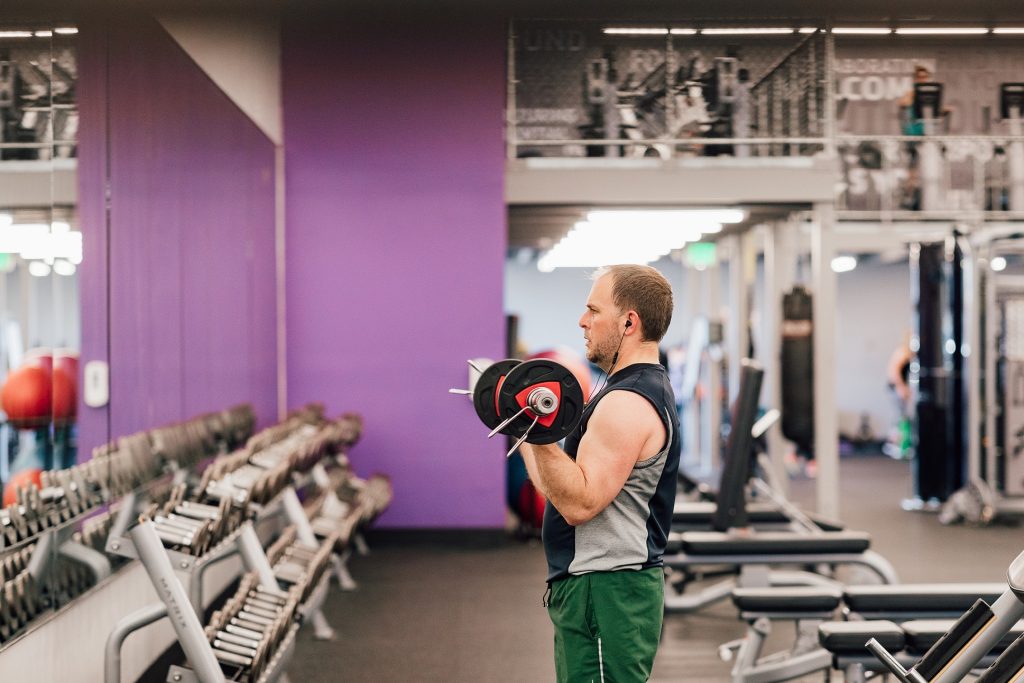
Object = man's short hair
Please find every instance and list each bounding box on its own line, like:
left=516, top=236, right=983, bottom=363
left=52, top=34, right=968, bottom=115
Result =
left=594, top=265, right=674, bottom=342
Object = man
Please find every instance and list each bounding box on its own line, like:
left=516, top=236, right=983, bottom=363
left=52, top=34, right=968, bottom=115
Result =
left=519, top=264, right=681, bottom=683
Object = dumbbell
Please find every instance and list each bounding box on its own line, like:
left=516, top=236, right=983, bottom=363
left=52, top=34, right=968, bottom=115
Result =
left=451, top=358, right=586, bottom=457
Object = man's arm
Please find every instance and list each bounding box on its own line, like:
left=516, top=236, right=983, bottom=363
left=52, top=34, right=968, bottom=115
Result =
left=520, top=390, right=665, bottom=526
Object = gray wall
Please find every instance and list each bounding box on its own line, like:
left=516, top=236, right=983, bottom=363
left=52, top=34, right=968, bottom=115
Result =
left=834, top=258, right=911, bottom=439
left=504, top=255, right=692, bottom=358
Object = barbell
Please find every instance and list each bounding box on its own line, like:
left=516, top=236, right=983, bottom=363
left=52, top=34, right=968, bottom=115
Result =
left=451, top=358, right=585, bottom=457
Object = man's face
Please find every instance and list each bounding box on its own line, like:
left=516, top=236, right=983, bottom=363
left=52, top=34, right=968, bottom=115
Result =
left=579, top=274, right=622, bottom=368
left=915, top=68, right=931, bottom=83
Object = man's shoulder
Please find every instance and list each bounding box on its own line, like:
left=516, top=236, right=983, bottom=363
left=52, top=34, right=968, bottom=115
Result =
left=590, top=386, right=663, bottom=427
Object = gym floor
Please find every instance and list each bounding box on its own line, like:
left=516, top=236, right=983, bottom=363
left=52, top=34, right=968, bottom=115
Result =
left=285, top=454, right=1022, bottom=682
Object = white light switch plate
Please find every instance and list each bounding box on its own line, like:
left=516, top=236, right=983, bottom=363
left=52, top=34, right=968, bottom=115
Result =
left=83, top=360, right=109, bottom=408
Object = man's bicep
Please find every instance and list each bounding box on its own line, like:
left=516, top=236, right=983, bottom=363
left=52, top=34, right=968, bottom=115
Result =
left=576, top=392, right=656, bottom=506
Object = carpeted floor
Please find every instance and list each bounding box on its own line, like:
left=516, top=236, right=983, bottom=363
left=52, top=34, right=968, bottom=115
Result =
left=284, top=454, right=1023, bottom=682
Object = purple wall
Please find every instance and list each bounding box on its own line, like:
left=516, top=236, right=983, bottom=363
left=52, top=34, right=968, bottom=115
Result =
left=78, top=14, right=278, bottom=452
left=282, top=15, right=507, bottom=527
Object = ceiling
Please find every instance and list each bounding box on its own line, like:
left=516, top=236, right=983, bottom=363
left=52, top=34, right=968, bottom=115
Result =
left=508, top=204, right=802, bottom=251
left=8, top=0, right=1024, bottom=23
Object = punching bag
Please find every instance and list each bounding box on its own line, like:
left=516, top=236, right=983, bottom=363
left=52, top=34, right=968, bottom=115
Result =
left=910, top=239, right=965, bottom=505
left=781, top=286, right=814, bottom=452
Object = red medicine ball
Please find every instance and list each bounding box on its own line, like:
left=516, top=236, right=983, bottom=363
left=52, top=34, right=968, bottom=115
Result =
left=2, top=365, right=52, bottom=428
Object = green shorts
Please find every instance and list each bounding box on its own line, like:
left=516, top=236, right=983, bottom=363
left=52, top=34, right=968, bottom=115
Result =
left=547, top=567, right=664, bottom=683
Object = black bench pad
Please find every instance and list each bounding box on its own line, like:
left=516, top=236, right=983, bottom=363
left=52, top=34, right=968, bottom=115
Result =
left=844, top=583, right=1006, bottom=614
left=732, top=587, right=843, bottom=612
left=819, top=620, right=905, bottom=653
left=672, top=501, right=790, bottom=525
left=902, top=619, right=1024, bottom=653
left=678, top=531, right=871, bottom=555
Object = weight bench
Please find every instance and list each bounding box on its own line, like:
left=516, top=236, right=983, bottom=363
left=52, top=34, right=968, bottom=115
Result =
left=819, top=618, right=1024, bottom=683
left=671, top=501, right=846, bottom=533
left=844, top=582, right=1007, bottom=620
left=721, top=587, right=841, bottom=683
left=663, top=530, right=898, bottom=614
left=721, top=583, right=1007, bottom=682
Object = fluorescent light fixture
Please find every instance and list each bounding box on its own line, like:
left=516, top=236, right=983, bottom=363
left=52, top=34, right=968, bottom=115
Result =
left=669, top=28, right=698, bottom=35
left=831, top=255, right=858, bottom=273
left=51, top=221, right=70, bottom=233
left=602, top=28, right=668, bottom=35
left=538, top=209, right=746, bottom=272
left=701, top=28, right=794, bottom=35
left=0, top=31, right=33, bottom=39
left=895, top=27, right=989, bottom=35
left=28, top=261, right=51, bottom=277
left=34, top=30, right=52, bottom=38
left=832, top=27, right=893, bottom=35
left=993, top=28, right=1024, bottom=34
left=798, top=28, right=819, bottom=34
left=54, top=27, right=78, bottom=35
left=53, top=260, right=75, bottom=276
left=0, top=223, right=82, bottom=262
left=991, top=256, right=1008, bottom=271
left=586, top=209, right=745, bottom=225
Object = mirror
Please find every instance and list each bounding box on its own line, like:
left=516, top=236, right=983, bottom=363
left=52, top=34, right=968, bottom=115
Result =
left=0, top=21, right=86, bottom=641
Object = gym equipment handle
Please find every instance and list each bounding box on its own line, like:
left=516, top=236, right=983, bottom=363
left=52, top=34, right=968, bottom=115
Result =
left=865, top=638, right=927, bottom=683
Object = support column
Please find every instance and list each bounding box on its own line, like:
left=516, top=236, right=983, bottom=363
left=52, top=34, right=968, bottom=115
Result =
left=762, top=220, right=797, bottom=496
left=727, top=235, right=747, bottom=403
left=705, top=257, right=722, bottom=474
left=812, top=204, right=840, bottom=519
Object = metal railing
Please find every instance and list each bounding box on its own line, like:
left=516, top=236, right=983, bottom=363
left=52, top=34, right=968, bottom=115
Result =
left=835, top=134, right=1024, bottom=216
left=508, top=23, right=830, bottom=160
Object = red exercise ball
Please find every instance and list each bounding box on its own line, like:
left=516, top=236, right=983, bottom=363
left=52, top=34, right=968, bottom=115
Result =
left=528, top=348, right=593, bottom=401
left=1, top=365, right=52, bottom=428
left=23, top=348, right=52, bottom=374
left=53, top=352, right=78, bottom=423
left=53, top=367, right=76, bottom=423
left=3, top=468, right=43, bottom=507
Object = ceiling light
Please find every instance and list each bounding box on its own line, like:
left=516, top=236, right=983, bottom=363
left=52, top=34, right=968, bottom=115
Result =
left=53, top=259, right=75, bottom=276
left=538, top=210, right=746, bottom=272
left=28, top=261, right=51, bottom=277
left=798, top=28, right=819, bottom=34
left=34, top=30, right=52, bottom=38
left=701, top=28, right=794, bottom=35
left=54, top=27, right=78, bottom=35
left=831, top=255, right=858, bottom=273
left=602, top=28, right=668, bottom=36
left=669, top=28, right=697, bottom=35
left=895, top=27, right=989, bottom=35
left=586, top=209, right=746, bottom=225
left=993, top=28, right=1024, bottom=34
left=832, top=28, right=893, bottom=35
left=0, top=31, right=33, bottom=39
left=991, top=256, right=1008, bottom=271
left=0, top=224, right=82, bottom=261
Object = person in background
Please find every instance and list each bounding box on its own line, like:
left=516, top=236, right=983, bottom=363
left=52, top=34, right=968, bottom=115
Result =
left=884, top=332, right=914, bottom=459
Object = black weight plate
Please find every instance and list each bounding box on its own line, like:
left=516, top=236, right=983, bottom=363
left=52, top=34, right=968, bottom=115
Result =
left=496, top=359, right=585, bottom=445
left=472, top=359, right=522, bottom=430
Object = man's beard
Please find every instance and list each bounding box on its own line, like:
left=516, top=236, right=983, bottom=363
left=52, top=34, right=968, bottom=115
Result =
left=586, top=334, right=616, bottom=370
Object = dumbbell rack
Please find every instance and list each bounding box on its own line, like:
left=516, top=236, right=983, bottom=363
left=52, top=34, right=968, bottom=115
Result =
left=104, top=483, right=338, bottom=683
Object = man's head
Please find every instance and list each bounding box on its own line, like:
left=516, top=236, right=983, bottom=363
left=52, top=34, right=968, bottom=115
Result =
left=914, top=65, right=931, bottom=83
left=579, top=265, right=674, bottom=368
